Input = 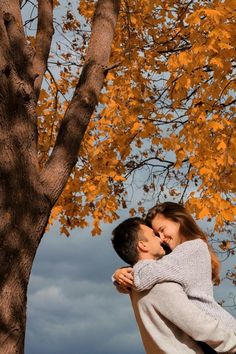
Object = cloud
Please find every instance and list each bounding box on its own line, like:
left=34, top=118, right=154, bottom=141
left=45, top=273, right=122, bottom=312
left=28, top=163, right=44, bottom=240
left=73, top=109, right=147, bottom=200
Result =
left=25, top=223, right=144, bottom=354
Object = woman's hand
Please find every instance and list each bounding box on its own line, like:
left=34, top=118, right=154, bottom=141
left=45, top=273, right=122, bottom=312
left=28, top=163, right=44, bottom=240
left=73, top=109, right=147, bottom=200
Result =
left=114, top=267, right=134, bottom=288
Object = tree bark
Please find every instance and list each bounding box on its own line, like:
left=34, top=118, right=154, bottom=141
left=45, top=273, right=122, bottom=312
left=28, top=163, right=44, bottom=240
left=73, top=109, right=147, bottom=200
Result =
left=0, top=208, right=50, bottom=353
left=0, top=0, right=120, bottom=353
left=41, top=0, right=121, bottom=204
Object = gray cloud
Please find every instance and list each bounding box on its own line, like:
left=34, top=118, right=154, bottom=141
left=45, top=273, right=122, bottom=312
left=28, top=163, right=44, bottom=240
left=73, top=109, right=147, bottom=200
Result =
left=25, top=219, right=235, bottom=354
left=25, top=222, right=145, bottom=354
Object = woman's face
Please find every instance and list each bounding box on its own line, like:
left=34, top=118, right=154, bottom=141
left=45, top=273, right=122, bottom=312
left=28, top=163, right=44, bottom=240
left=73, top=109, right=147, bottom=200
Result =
left=151, top=213, right=186, bottom=250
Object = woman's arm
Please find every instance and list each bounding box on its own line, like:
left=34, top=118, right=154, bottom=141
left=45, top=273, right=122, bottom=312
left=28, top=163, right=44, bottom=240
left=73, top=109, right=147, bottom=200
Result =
left=133, top=257, right=185, bottom=291
left=133, top=240, right=202, bottom=291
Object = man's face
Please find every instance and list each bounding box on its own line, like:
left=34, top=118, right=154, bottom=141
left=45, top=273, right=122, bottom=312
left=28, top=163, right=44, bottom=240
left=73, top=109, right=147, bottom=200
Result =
left=139, top=224, right=166, bottom=259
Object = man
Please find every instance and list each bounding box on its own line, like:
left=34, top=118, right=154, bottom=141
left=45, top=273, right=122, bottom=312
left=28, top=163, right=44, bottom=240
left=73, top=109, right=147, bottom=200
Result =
left=111, top=217, right=236, bottom=354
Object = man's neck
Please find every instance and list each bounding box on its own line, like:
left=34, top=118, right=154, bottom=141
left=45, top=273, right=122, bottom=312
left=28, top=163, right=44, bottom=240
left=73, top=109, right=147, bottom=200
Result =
left=138, top=254, right=160, bottom=261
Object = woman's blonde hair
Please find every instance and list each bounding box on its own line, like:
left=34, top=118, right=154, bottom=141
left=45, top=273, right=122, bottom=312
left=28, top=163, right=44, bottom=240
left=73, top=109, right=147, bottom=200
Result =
left=145, top=202, right=220, bottom=285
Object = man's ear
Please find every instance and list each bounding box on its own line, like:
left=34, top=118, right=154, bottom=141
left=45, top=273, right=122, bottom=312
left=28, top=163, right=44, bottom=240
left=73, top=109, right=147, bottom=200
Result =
left=137, top=240, right=148, bottom=252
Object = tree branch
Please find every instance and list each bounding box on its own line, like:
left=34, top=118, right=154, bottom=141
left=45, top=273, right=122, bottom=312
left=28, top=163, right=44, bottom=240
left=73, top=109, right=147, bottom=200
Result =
left=33, top=0, right=54, bottom=101
left=41, top=0, right=120, bottom=206
left=0, top=1, right=37, bottom=105
left=179, top=163, right=191, bottom=204
left=0, top=1, right=34, bottom=74
left=125, top=157, right=175, bottom=178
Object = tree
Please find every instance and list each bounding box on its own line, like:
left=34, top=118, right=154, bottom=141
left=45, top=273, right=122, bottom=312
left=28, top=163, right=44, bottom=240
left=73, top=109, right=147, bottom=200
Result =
left=42, top=1, right=235, bottom=267
left=0, top=0, right=120, bottom=352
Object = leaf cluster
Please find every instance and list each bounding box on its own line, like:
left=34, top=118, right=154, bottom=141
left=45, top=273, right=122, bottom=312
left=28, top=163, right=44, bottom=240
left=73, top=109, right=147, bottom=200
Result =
left=31, top=0, right=235, bottom=241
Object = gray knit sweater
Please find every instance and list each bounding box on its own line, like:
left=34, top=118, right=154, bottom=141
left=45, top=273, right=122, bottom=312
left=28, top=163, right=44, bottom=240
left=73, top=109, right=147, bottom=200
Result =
left=133, top=239, right=236, bottom=331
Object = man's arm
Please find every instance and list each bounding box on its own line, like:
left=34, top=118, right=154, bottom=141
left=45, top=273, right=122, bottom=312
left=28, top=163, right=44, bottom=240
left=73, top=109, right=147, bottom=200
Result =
left=142, top=283, right=236, bottom=353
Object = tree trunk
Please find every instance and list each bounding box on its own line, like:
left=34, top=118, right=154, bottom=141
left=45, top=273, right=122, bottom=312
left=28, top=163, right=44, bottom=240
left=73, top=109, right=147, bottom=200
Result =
left=0, top=163, right=51, bottom=352
left=0, top=80, right=51, bottom=352
left=0, top=213, right=50, bottom=353
left=0, top=106, right=51, bottom=352
left=0, top=0, right=120, bottom=352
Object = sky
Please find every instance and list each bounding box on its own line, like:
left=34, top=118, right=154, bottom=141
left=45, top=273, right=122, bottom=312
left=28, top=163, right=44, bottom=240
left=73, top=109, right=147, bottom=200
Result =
left=25, top=220, right=144, bottom=354
left=25, top=216, right=236, bottom=354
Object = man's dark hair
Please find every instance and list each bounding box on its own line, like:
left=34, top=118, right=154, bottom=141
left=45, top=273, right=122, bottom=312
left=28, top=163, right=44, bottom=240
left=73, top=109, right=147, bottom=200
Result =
left=111, top=217, right=145, bottom=266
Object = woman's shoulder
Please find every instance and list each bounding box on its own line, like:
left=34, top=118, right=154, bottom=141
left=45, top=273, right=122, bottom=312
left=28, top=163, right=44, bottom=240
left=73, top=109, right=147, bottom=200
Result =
left=163, top=239, right=210, bottom=267
left=173, top=238, right=208, bottom=254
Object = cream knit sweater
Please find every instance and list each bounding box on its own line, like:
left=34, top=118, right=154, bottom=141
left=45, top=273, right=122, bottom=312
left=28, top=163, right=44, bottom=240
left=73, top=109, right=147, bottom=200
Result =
left=133, top=239, right=236, bottom=331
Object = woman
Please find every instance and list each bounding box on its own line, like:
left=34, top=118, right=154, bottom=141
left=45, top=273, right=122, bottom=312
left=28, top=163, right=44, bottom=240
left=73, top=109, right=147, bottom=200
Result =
left=113, top=202, right=236, bottom=331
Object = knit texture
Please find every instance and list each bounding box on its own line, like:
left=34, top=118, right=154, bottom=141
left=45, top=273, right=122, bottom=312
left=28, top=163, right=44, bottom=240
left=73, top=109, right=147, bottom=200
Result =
left=133, top=239, right=236, bottom=330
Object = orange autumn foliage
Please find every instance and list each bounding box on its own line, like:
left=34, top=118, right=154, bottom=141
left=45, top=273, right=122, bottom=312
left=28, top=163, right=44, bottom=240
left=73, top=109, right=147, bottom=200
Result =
left=32, top=0, right=235, bottom=240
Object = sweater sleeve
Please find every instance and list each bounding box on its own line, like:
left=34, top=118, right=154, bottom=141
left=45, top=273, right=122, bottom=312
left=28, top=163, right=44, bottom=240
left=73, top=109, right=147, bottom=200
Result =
left=133, top=257, right=185, bottom=291
left=133, top=240, right=201, bottom=292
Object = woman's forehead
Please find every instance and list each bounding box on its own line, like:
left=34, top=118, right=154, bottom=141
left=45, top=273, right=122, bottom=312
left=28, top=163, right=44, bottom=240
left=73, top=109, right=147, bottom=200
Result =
left=152, top=213, right=166, bottom=224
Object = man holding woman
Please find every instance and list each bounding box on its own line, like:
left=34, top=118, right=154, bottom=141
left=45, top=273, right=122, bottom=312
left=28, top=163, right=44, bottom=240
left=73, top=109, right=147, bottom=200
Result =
left=111, top=202, right=236, bottom=353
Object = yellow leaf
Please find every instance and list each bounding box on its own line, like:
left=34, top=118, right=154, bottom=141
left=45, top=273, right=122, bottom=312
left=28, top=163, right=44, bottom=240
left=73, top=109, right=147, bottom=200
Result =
left=219, top=240, right=231, bottom=251
left=198, top=207, right=210, bottom=219
left=217, top=141, right=227, bottom=151
left=210, top=58, right=224, bottom=69
left=50, top=206, right=63, bottom=220
left=131, top=122, right=141, bottom=134
left=113, top=175, right=126, bottom=182
left=129, top=208, right=136, bottom=216
left=208, top=121, right=224, bottom=131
